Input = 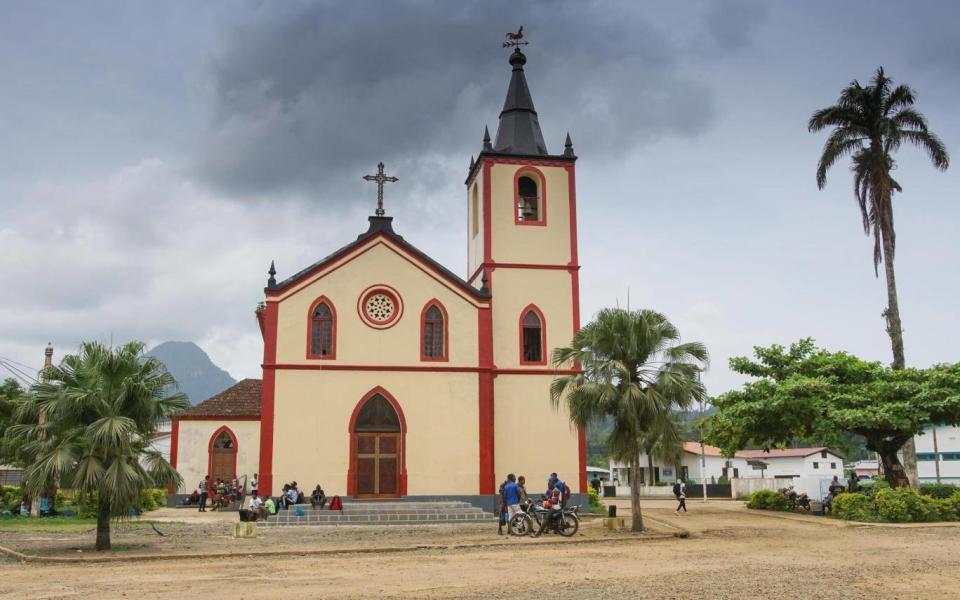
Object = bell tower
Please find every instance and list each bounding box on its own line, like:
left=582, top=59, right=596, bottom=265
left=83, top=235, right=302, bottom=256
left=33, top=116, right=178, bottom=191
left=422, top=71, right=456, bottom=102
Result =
left=466, top=46, right=585, bottom=493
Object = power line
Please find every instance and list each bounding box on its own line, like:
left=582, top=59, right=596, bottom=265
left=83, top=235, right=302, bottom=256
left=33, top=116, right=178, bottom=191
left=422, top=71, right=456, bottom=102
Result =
left=0, top=359, right=37, bottom=386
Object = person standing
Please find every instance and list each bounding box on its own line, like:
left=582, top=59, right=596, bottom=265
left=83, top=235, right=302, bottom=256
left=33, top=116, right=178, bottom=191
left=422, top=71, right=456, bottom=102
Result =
left=674, top=479, right=687, bottom=514
left=198, top=475, right=209, bottom=512
left=517, top=475, right=528, bottom=505
left=497, top=476, right=508, bottom=535
left=250, top=473, right=259, bottom=500
left=503, top=474, right=521, bottom=523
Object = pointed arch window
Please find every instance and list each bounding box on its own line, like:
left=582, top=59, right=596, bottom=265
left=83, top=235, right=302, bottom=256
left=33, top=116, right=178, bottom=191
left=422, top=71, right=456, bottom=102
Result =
left=308, top=297, right=336, bottom=359
left=420, top=301, right=448, bottom=361
left=520, top=305, right=546, bottom=365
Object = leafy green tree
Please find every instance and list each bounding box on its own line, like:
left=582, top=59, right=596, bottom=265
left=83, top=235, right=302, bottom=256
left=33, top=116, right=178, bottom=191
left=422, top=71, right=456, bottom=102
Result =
left=6, top=341, right=187, bottom=550
left=706, top=339, right=960, bottom=487
left=809, top=67, right=949, bottom=484
left=550, top=308, right=708, bottom=531
left=0, top=378, right=26, bottom=464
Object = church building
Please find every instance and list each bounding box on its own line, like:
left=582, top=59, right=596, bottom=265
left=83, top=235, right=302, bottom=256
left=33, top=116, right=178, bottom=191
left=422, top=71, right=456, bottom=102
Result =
left=171, top=47, right=586, bottom=505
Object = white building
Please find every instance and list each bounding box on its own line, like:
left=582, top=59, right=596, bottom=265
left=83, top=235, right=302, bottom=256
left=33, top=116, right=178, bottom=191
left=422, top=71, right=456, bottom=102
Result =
left=609, top=443, right=750, bottom=485
left=737, top=447, right=844, bottom=479
left=609, top=444, right=844, bottom=487
left=914, top=425, right=960, bottom=484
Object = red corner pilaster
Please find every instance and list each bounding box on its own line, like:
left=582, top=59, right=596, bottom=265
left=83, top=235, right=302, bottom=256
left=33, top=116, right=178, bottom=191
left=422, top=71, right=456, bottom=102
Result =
left=477, top=297, right=495, bottom=494
left=482, top=160, right=493, bottom=263
left=567, top=164, right=587, bottom=493
left=258, top=300, right=279, bottom=497
left=170, top=417, right=180, bottom=469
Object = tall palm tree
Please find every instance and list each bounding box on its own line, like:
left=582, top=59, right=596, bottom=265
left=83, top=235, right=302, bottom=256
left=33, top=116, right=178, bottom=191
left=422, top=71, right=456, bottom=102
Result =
left=809, top=67, right=949, bottom=486
left=550, top=308, right=708, bottom=532
left=7, top=341, right=187, bottom=550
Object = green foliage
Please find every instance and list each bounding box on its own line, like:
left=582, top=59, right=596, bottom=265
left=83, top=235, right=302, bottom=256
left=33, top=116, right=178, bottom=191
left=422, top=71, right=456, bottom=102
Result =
left=919, top=482, right=959, bottom=499
left=706, top=339, right=960, bottom=487
left=4, top=341, right=188, bottom=550
left=0, top=485, right=23, bottom=511
left=833, top=488, right=959, bottom=523
left=833, top=492, right=876, bottom=521
left=0, top=378, right=26, bottom=465
left=859, top=479, right=890, bottom=498
left=746, top=489, right=790, bottom=511
left=549, top=308, right=708, bottom=532
left=587, top=486, right=604, bottom=513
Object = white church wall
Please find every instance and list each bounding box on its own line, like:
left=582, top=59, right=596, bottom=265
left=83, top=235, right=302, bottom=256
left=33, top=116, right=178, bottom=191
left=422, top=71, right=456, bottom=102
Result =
left=271, top=369, right=480, bottom=497
left=174, top=419, right=260, bottom=494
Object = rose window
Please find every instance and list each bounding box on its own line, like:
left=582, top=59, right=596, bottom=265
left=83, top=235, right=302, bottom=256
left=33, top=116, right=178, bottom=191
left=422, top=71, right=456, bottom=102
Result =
left=365, top=293, right=395, bottom=322
left=358, top=286, right=403, bottom=329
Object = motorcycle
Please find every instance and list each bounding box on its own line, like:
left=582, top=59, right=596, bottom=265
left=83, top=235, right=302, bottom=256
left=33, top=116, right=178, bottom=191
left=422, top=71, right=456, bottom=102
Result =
left=778, top=486, right=811, bottom=511
left=508, top=497, right=580, bottom=537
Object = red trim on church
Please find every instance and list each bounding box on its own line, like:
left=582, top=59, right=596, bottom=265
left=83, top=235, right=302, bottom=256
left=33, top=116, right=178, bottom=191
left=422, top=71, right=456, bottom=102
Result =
left=566, top=163, right=587, bottom=493
left=169, top=417, right=180, bottom=469
left=477, top=301, right=495, bottom=495
left=346, top=387, right=408, bottom=497
left=258, top=301, right=279, bottom=496
left=419, top=299, right=449, bottom=362
left=513, top=166, right=547, bottom=227
left=306, top=295, right=337, bottom=359
left=207, top=425, right=239, bottom=482
left=482, top=161, right=493, bottom=263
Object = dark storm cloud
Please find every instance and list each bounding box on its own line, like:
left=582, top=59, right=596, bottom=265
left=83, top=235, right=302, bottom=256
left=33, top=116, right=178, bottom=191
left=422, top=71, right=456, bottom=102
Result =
left=192, top=1, right=761, bottom=200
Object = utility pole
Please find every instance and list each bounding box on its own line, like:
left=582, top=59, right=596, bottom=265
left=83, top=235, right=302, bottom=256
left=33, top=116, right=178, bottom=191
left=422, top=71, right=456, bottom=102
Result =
left=699, top=372, right=707, bottom=503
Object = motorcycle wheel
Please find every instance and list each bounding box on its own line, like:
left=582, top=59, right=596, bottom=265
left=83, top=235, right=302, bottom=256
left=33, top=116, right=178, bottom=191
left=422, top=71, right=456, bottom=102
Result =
left=558, top=514, right=579, bottom=537
left=508, top=513, right=533, bottom=536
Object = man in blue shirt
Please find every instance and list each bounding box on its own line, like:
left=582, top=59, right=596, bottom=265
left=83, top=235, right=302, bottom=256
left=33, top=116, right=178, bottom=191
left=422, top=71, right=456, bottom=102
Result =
left=503, top=473, right=521, bottom=521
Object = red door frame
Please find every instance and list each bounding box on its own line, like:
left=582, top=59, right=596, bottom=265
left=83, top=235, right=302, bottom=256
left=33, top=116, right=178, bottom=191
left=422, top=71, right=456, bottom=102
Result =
left=347, top=386, right=408, bottom=497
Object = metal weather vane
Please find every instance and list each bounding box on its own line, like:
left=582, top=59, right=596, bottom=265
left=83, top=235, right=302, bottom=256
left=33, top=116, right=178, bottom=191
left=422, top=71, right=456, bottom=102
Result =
left=502, top=26, right=528, bottom=49
left=362, top=162, right=398, bottom=217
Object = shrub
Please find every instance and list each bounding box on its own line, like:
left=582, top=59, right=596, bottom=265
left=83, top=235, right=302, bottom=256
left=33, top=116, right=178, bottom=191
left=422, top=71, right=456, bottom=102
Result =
left=746, top=489, right=790, bottom=511
left=587, top=486, right=603, bottom=512
left=0, top=486, right=23, bottom=511
left=858, top=479, right=890, bottom=498
left=920, top=482, right=960, bottom=499
left=943, top=492, right=960, bottom=520
left=833, top=492, right=876, bottom=522
left=717, top=476, right=730, bottom=485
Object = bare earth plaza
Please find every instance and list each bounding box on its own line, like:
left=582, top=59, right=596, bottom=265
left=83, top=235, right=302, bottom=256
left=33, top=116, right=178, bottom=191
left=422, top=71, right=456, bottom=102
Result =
left=2, top=5, right=960, bottom=600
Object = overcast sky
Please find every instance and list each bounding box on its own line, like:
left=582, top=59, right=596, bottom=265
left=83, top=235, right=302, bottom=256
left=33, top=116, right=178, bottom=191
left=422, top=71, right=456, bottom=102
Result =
left=1, top=1, right=958, bottom=396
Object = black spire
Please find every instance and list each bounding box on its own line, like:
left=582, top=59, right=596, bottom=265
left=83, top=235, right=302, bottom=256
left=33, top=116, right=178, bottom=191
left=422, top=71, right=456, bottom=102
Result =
left=267, top=261, right=277, bottom=289
left=482, top=126, right=492, bottom=150
left=563, top=132, right=576, bottom=157
left=492, top=49, right=548, bottom=155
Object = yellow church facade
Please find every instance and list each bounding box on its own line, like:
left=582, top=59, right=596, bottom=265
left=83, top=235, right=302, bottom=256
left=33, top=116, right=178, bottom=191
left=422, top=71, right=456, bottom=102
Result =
left=171, top=47, right=586, bottom=504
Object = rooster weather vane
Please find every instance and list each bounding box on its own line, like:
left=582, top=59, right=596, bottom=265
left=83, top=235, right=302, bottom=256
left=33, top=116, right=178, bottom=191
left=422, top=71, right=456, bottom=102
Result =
left=502, top=26, right=528, bottom=49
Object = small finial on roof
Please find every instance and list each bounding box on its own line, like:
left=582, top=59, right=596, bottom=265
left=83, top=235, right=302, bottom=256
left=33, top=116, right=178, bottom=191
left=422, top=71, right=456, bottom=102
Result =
left=563, top=132, right=576, bottom=157
left=267, top=261, right=277, bottom=289
left=483, top=126, right=492, bottom=151
left=479, top=270, right=490, bottom=295
left=469, top=155, right=475, bottom=171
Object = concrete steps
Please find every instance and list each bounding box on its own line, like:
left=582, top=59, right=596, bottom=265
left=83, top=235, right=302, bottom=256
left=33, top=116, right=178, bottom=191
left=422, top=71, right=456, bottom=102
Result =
left=258, top=500, right=496, bottom=527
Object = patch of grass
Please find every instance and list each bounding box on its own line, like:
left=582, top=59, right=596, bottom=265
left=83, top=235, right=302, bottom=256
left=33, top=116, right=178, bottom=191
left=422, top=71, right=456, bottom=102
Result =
left=0, top=517, right=167, bottom=533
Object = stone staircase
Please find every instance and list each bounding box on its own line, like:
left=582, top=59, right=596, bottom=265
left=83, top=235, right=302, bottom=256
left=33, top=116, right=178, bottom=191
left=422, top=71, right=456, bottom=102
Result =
left=259, top=500, right=495, bottom=527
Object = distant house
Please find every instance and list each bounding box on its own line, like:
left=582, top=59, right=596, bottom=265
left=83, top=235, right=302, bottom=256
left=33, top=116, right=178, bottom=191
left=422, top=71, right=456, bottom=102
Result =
left=0, top=465, right=23, bottom=486
left=737, top=447, right=844, bottom=479
left=609, top=442, right=750, bottom=486
left=609, top=444, right=844, bottom=485
left=848, top=459, right=879, bottom=478
left=585, top=466, right=611, bottom=482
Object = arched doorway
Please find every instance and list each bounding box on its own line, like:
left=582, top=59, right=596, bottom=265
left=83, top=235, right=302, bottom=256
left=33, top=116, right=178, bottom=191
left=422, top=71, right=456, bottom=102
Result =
left=348, top=388, right=407, bottom=498
left=208, top=427, right=237, bottom=482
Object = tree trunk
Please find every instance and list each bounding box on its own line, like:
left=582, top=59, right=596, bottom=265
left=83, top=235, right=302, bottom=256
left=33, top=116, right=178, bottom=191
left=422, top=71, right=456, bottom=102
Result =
left=878, top=445, right=911, bottom=488
left=647, top=451, right=655, bottom=487
left=879, top=217, right=919, bottom=487
left=95, top=495, right=111, bottom=551
left=630, top=451, right=644, bottom=532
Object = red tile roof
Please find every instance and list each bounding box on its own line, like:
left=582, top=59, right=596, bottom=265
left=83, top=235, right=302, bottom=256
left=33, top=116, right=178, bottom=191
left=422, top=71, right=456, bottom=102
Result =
left=737, top=447, right=838, bottom=459
left=682, top=442, right=726, bottom=457
left=178, top=379, right=262, bottom=418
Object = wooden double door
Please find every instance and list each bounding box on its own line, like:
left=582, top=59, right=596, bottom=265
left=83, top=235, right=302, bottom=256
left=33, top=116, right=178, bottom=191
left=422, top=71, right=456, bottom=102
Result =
left=355, top=432, right=400, bottom=498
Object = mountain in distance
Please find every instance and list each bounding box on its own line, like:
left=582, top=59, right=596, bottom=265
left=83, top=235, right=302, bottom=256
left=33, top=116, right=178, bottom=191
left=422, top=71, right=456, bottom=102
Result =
left=146, top=341, right=236, bottom=405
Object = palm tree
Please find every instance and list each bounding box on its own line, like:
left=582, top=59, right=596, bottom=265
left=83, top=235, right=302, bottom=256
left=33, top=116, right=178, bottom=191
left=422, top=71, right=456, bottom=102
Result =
left=550, top=308, right=708, bottom=532
left=7, top=341, right=187, bottom=550
left=809, top=67, right=949, bottom=486
left=641, top=416, right=686, bottom=486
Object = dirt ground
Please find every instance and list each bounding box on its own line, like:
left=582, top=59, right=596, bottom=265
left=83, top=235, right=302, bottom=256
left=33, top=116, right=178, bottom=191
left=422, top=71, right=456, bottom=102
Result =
left=3, top=499, right=960, bottom=599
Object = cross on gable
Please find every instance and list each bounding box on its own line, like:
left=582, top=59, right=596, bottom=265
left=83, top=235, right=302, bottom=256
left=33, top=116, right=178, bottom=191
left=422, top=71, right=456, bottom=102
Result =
left=362, top=162, right=398, bottom=217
